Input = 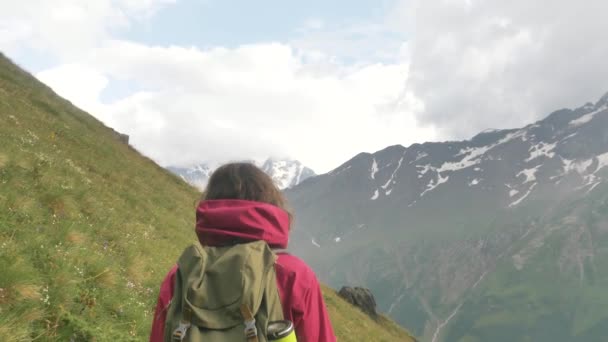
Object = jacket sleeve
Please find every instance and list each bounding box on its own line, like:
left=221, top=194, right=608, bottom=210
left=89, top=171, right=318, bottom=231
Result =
left=294, top=277, right=337, bottom=342
left=149, top=265, right=178, bottom=342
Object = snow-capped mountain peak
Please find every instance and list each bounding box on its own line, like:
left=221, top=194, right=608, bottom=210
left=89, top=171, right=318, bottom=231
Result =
left=168, top=158, right=315, bottom=190
left=261, top=159, right=316, bottom=190
left=166, top=164, right=214, bottom=190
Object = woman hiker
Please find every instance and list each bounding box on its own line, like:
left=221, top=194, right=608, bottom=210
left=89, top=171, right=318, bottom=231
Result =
left=149, top=162, right=336, bottom=342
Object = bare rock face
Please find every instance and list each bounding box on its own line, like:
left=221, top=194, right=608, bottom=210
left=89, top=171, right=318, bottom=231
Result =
left=338, top=286, right=378, bottom=319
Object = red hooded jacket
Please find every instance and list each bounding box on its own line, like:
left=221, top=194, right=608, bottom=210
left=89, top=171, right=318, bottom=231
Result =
left=149, top=200, right=336, bottom=342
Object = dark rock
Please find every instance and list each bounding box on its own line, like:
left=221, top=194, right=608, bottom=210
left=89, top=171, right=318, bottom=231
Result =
left=107, top=126, right=129, bottom=144
left=116, top=133, right=129, bottom=144
left=338, top=286, right=378, bottom=319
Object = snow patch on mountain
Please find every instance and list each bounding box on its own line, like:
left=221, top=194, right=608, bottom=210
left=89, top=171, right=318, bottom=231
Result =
left=414, top=152, right=428, bottom=162
left=570, top=105, right=607, bottom=127
left=562, top=157, right=593, bottom=175
left=517, top=166, right=541, bottom=184
left=438, top=146, right=487, bottom=172
left=370, top=158, right=379, bottom=179
left=562, top=132, right=578, bottom=141
left=509, top=183, right=537, bottom=207
left=575, top=152, right=608, bottom=193
left=421, top=173, right=450, bottom=197
left=437, top=130, right=527, bottom=174
left=596, top=152, right=608, bottom=172
left=526, top=142, right=556, bottom=162
left=469, top=179, right=480, bottom=186
left=556, top=153, right=608, bottom=192
left=417, top=164, right=434, bottom=178
left=585, top=182, right=602, bottom=194
left=382, top=157, right=404, bottom=195
left=371, top=189, right=380, bottom=200
left=499, top=129, right=528, bottom=144
left=505, top=184, right=519, bottom=197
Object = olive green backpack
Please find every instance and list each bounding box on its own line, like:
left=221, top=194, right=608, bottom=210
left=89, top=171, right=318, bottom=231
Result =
left=164, top=240, right=284, bottom=342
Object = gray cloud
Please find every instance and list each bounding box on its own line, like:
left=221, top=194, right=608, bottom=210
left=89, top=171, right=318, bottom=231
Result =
left=400, top=0, right=608, bottom=139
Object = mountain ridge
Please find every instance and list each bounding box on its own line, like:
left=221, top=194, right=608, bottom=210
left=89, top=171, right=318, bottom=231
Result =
left=286, top=91, right=608, bottom=341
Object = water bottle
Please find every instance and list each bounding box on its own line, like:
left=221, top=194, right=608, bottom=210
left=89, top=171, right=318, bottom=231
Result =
left=267, top=320, right=297, bottom=342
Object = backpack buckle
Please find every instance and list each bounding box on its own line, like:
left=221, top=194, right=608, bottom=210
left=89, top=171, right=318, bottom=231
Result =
left=172, top=321, right=191, bottom=342
left=244, top=318, right=258, bottom=338
left=241, top=304, right=259, bottom=341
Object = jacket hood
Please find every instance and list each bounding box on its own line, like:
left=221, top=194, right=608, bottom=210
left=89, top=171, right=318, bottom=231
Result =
left=195, top=199, right=290, bottom=249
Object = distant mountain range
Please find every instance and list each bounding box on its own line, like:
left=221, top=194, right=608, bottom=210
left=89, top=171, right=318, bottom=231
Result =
left=168, top=159, right=315, bottom=190
left=286, top=92, right=608, bottom=342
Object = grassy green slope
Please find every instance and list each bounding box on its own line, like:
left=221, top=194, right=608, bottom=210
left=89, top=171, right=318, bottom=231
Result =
left=0, top=52, right=199, bottom=341
left=0, top=53, right=415, bottom=341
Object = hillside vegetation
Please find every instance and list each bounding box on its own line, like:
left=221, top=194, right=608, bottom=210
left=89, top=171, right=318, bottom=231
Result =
left=0, top=53, right=415, bottom=341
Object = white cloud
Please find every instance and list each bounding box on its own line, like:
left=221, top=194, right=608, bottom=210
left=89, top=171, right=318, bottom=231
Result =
left=37, top=64, right=109, bottom=115
left=0, top=0, right=174, bottom=57
left=35, top=40, right=436, bottom=173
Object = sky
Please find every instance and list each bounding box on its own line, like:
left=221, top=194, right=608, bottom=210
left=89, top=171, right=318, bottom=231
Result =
left=2, top=0, right=608, bottom=173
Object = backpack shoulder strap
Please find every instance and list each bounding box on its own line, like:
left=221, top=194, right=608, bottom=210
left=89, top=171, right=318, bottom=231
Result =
left=164, top=244, right=205, bottom=342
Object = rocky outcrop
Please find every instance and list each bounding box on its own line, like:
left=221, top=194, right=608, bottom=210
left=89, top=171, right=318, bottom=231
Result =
left=117, top=133, right=129, bottom=144
left=107, top=126, right=129, bottom=144
left=338, top=286, right=378, bottom=319
left=115, top=132, right=129, bottom=144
